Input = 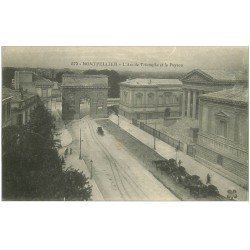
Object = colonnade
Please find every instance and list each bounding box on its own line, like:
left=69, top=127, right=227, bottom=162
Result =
left=182, top=89, right=203, bottom=119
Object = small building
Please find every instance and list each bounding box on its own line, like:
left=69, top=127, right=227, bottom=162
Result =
left=13, top=71, right=54, bottom=110
left=119, top=78, right=182, bottom=121
left=3, top=87, right=38, bottom=126
left=196, top=86, right=248, bottom=187
left=2, top=88, right=12, bottom=128
left=181, top=69, right=248, bottom=119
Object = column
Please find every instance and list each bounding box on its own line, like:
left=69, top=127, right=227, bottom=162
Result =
left=182, top=90, right=186, bottom=117
left=187, top=90, right=191, bottom=118
left=192, top=90, right=197, bottom=119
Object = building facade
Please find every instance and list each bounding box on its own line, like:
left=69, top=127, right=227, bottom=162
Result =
left=2, top=89, right=12, bottom=128
left=181, top=69, right=247, bottom=119
left=119, top=78, right=182, bottom=120
left=196, top=87, right=248, bottom=187
left=13, top=71, right=54, bottom=110
left=3, top=87, right=38, bottom=126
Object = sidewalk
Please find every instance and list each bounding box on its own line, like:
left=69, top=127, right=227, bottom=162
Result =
left=63, top=153, right=104, bottom=201
left=53, top=109, right=104, bottom=201
left=110, top=114, right=248, bottom=201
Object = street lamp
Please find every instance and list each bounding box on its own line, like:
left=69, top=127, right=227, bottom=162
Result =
left=175, top=141, right=180, bottom=162
left=90, top=160, right=93, bottom=179
left=79, top=128, right=82, bottom=159
left=153, top=121, right=156, bottom=150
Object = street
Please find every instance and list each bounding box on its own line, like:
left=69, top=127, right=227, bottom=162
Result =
left=60, top=113, right=178, bottom=201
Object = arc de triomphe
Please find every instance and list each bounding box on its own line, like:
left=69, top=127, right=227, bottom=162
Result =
left=61, top=74, right=109, bottom=120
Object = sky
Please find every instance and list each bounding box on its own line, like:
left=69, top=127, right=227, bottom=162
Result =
left=1, top=46, right=249, bottom=72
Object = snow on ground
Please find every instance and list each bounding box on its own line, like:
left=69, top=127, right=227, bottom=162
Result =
left=52, top=105, right=104, bottom=201
left=109, top=114, right=248, bottom=201
left=67, top=116, right=178, bottom=201
left=59, top=129, right=73, bottom=147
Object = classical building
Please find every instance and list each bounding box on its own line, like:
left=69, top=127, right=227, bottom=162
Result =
left=2, top=88, right=12, bottom=128
left=61, top=74, right=109, bottom=120
left=3, top=87, right=38, bottom=126
left=13, top=71, right=54, bottom=110
left=196, top=87, right=248, bottom=187
left=181, top=69, right=247, bottom=119
left=119, top=78, right=182, bottom=120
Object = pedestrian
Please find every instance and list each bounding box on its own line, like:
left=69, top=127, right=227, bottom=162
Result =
left=206, top=173, right=211, bottom=184
left=178, top=160, right=182, bottom=167
left=64, top=147, right=68, bottom=156
left=70, top=148, right=72, bottom=154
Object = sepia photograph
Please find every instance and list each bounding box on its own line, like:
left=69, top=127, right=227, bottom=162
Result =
left=1, top=46, right=249, bottom=201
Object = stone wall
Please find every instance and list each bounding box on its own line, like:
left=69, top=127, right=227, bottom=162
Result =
left=196, top=144, right=248, bottom=182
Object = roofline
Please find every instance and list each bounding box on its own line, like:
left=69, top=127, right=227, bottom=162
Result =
left=199, top=95, right=248, bottom=107
left=61, top=85, right=109, bottom=89
left=119, top=82, right=182, bottom=88
left=62, top=74, right=108, bottom=78
left=181, top=69, right=214, bottom=81
left=181, top=69, right=248, bottom=82
left=2, top=96, right=13, bottom=102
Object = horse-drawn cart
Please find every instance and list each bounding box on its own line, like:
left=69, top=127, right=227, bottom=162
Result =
left=97, top=126, right=104, bottom=136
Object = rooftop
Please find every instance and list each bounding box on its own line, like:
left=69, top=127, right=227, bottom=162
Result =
left=61, top=74, right=109, bottom=88
left=183, top=69, right=248, bottom=83
left=33, top=73, right=54, bottom=86
left=120, top=78, right=182, bottom=87
left=201, top=69, right=248, bottom=81
left=200, top=86, right=248, bottom=106
left=2, top=87, right=37, bottom=103
left=2, top=88, right=13, bottom=101
left=63, top=74, right=108, bottom=78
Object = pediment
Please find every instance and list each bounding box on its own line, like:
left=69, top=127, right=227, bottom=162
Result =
left=215, top=111, right=229, bottom=119
left=182, top=70, right=214, bottom=83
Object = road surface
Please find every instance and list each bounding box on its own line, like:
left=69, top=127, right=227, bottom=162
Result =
left=66, top=116, right=179, bottom=201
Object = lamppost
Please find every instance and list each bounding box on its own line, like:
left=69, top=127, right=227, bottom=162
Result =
left=153, top=121, right=156, bottom=150
left=175, top=141, right=180, bottom=162
left=90, top=160, right=93, bottom=179
left=79, top=128, right=82, bottom=159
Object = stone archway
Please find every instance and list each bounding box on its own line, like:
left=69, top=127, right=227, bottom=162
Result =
left=61, top=74, right=109, bottom=120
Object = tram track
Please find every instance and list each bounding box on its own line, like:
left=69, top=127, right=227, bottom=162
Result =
left=85, top=118, right=150, bottom=200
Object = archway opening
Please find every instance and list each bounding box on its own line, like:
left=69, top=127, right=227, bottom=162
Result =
left=79, top=97, right=90, bottom=118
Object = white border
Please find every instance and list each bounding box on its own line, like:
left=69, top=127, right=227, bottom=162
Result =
left=0, top=1, right=249, bottom=250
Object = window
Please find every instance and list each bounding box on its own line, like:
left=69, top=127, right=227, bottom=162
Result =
left=173, top=95, right=178, bottom=103
left=18, top=114, right=23, bottom=125
left=124, top=91, right=128, bottom=104
left=148, top=93, right=154, bottom=105
left=42, top=89, right=48, bottom=97
left=165, top=93, right=172, bottom=104
left=158, top=95, right=164, bottom=105
left=135, top=93, right=143, bottom=106
left=217, top=154, right=223, bottom=166
left=164, top=108, right=171, bottom=118
left=217, top=120, right=227, bottom=138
